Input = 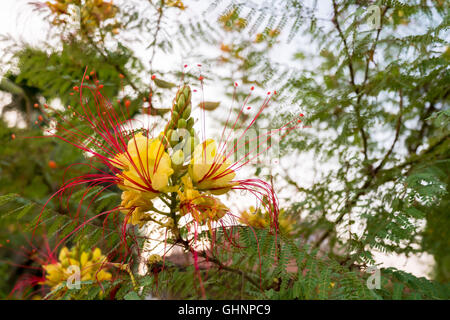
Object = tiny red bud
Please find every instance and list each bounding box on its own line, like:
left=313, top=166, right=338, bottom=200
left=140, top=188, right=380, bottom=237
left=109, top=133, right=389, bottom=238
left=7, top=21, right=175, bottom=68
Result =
left=48, top=160, right=57, bottom=169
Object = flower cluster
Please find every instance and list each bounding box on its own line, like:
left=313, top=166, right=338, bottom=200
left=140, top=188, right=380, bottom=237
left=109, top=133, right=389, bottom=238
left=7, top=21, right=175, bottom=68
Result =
left=239, top=206, right=295, bottom=235
left=42, top=246, right=111, bottom=290
left=42, top=71, right=301, bottom=262
left=45, top=0, right=120, bottom=35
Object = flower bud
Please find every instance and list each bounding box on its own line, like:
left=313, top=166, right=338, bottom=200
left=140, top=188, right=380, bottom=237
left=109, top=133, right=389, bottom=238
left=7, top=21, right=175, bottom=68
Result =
left=187, top=117, right=195, bottom=129
left=182, top=105, right=191, bottom=119
left=166, top=129, right=174, bottom=142
left=177, top=94, right=185, bottom=109
left=171, top=149, right=184, bottom=166
left=178, top=119, right=187, bottom=128
left=183, top=86, right=191, bottom=100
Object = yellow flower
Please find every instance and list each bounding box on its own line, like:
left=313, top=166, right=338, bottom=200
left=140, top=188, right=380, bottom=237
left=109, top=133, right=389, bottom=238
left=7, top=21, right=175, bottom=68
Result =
left=148, top=254, right=162, bottom=265
left=239, top=206, right=294, bottom=235
left=178, top=175, right=229, bottom=225
left=112, top=132, right=174, bottom=197
left=120, top=189, right=153, bottom=226
left=42, top=247, right=111, bottom=292
left=165, top=0, right=186, bottom=10
left=189, top=139, right=237, bottom=195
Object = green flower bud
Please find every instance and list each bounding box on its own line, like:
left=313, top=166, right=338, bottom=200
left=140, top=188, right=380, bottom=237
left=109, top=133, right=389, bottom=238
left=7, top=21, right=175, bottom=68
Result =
left=171, top=149, right=184, bottom=166
left=187, top=117, right=195, bottom=129
left=178, top=119, right=187, bottom=128
left=166, top=129, right=174, bottom=142
left=183, top=86, right=191, bottom=100
left=186, top=136, right=196, bottom=155
left=177, top=94, right=185, bottom=111
left=182, top=105, right=191, bottom=119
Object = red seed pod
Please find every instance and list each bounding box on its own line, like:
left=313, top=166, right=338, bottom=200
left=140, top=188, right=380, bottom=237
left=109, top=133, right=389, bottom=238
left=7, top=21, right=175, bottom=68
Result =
left=90, top=71, right=95, bottom=76
left=125, top=100, right=131, bottom=108
left=73, top=86, right=79, bottom=91
left=251, top=86, right=254, bottom=91
left=85, top=75, right=90, bottom=80
left=98, top=84, right=104, bottom=89
left=198, top=76, right=204, bottom=81
left=38, top=115, right=43, bottom=121
left=299, top=113, right=304, bottom=117
left=151, top=75, right=156, bottom=80
left=11, top=134, right=16, bottom=140
left=44, top=104, right=49, bottom=108
left=34, top=103, right=39, bottom=108
left=119, top=74, right=125, bottom=79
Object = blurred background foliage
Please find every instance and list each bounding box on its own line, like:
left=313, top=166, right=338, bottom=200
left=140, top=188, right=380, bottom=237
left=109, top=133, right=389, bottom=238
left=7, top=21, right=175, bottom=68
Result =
left=0, top=0, right=449, bottom=299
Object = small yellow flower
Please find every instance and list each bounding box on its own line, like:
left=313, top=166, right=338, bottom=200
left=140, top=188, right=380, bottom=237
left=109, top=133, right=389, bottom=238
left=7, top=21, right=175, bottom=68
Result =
left=189, top=139, right=237, bottom=195
left=148, top=254, right=162, bottom=265
left=240, top=206, right=294, bottom=235
left=42, top=247, right=111, bottom=291
left=120, top=189, right=153, bottom=226
left=178, top=175, right=229, bottom=225
left=165, top=0, right=186, bottom=10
